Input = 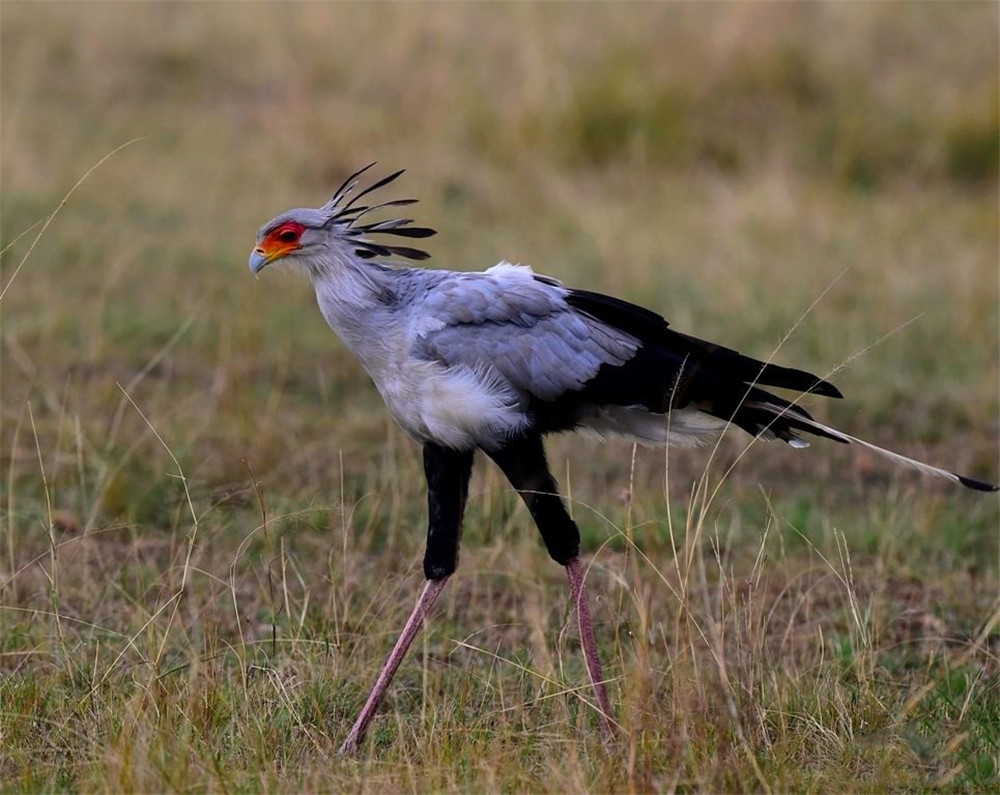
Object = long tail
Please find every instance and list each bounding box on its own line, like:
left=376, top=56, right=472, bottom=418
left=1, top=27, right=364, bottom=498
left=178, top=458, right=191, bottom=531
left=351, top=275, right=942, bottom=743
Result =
left=750, top=400, right=998, bottom=492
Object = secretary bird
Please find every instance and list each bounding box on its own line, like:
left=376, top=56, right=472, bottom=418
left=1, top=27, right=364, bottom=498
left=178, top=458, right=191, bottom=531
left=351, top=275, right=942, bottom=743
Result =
left=249, top=164, right=997, bottom=755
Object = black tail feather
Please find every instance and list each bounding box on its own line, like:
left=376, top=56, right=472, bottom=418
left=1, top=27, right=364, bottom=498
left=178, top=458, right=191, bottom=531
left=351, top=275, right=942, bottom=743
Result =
left=557, top=284, right=997, bottom=494
left=707, top=388, right=847, bottom=446
left=749, top=399, right=999, bottom=492
left=675, top=331, right=843, bottom=399
left=956, top=474, right=999, bottom=493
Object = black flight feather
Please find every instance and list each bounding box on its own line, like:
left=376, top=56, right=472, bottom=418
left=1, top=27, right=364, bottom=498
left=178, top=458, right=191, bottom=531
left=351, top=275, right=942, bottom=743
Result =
left=564, top=288, right=673, bottom=338
left=565, top=287, right=842, bottom=399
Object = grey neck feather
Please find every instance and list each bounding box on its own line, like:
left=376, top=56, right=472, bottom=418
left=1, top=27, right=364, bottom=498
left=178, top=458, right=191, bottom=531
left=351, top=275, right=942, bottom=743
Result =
left=305, top=243, right=402, bottom=378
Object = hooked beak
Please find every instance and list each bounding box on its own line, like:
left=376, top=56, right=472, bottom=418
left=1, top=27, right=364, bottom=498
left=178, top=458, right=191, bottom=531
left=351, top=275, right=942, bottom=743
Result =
left=249, top=240, right=302, bottom=276
left=249, top=248, right=269, bottom=275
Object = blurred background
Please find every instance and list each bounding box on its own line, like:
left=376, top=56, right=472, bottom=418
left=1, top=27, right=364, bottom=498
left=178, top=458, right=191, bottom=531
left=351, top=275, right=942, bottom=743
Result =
left=1, top=4, right=998, bottom=790
left=3, top=3, right=996, bottom=504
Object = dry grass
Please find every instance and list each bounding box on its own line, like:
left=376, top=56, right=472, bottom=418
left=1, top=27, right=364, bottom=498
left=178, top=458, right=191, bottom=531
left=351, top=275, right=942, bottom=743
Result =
left=1, top=3, right=998, bottom=792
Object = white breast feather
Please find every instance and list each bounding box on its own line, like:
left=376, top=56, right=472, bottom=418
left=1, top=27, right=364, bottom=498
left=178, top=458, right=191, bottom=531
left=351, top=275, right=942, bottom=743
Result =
left=380, top=360, right=528, bottom=450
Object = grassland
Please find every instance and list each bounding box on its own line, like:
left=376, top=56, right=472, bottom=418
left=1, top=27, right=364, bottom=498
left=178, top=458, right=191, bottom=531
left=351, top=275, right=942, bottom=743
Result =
left=2, top=3, right=998, bottom=792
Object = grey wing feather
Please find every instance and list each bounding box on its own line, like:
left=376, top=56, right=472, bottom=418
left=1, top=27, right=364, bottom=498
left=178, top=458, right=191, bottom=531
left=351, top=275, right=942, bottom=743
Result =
left=412, top=263, right=639, bottom=401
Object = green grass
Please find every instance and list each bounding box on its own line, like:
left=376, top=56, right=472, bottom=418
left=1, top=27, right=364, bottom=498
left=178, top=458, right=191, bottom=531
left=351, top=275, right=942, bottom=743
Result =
left=2, top=3, right=998, bottom=792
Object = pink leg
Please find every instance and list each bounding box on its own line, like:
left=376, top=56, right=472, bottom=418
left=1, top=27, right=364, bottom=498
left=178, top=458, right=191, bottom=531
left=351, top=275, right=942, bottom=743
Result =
left=338, top=577, right=449, bottom=755
left=566, top=557, right=615, bottom=740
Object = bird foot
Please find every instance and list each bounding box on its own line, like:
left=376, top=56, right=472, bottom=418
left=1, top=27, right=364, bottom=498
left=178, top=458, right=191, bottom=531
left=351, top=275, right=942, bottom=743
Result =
left=337, top=734, right=361, bottom=757
left=599, top=718, right=618, bottom=752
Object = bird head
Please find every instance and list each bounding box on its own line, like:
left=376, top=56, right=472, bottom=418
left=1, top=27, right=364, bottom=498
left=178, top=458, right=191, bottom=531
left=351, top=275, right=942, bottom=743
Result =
left=249, top=163, right=436, bottom=276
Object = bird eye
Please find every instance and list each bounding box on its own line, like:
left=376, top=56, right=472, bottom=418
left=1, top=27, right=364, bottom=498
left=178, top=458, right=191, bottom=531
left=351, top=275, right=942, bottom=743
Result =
left=276, top=228, right=298, bottom=243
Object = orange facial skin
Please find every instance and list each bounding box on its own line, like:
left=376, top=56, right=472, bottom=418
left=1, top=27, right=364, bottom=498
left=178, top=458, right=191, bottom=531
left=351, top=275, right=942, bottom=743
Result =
left=255, top=221, right=305, bottom=265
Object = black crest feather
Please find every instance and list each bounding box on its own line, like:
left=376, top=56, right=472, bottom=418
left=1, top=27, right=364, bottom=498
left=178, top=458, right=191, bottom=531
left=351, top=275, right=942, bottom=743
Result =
left=324, top=165, right=437, bottom=262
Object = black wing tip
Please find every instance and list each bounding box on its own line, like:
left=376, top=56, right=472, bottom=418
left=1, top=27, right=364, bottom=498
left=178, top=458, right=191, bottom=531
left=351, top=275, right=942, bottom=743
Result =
left=957, top=474, right=1000, bottom=492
